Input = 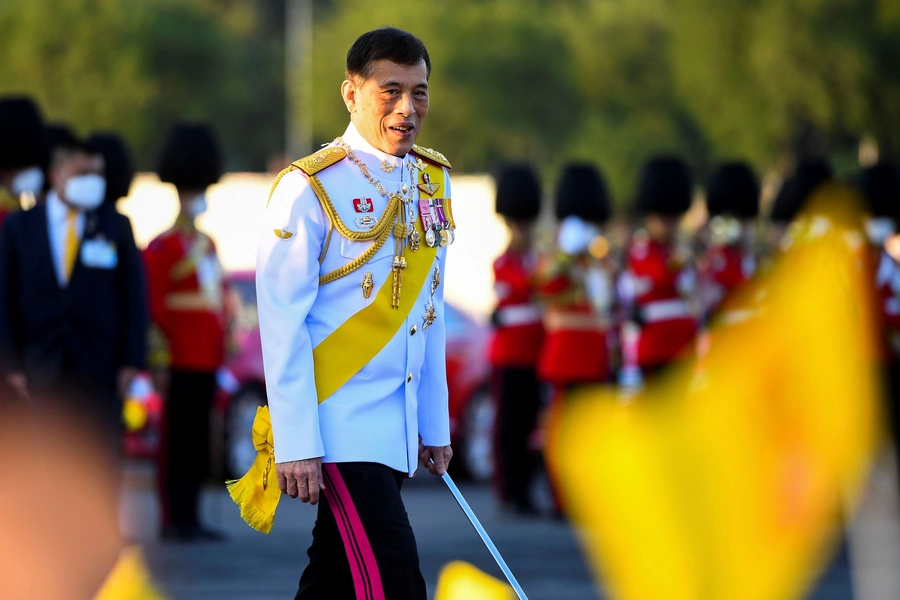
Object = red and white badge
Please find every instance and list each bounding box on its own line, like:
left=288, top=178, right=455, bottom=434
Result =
left=353, top=197, right=374, bottom=213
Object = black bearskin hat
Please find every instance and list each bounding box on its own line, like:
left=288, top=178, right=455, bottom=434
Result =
left=635, top=155, right=693, bottom=216
left=770, top=159, right=833, bottom=223
left=858, top=162, right=900, bottom=220
left=554, top=163, right=611, bottom=224
left=157, top=123, right=222, bottom=190
left=87, top=132, right=135, bottom=206
left=705, top=162, right=760, bottom=219
left=495, top=164, right=541, bottom=221
left=0, top=96, right=46, bottom=170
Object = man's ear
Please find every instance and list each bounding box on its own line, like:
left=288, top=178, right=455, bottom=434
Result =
left=340, top=79, right=357, bottom=114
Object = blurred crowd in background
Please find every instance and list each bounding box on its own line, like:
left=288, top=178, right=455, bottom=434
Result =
left=0, top=2, right=899, bottom=597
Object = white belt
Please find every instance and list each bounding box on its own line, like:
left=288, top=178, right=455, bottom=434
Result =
left=496, top=304, right=543, bottom=327
left=641, top=299, right=690, bottom=323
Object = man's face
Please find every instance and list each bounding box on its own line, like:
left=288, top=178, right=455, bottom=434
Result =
left=50, top=150, right=103, bottom=202
left=341, top=59, right=429, bottom=157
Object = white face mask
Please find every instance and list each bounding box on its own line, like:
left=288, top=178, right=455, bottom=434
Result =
left=64, top=174, right=106, bottom=211
left=558, top=215, right=600, bottom=255
left=186, top=194, right=208, bottom=218
left=866, top=217, right=895, bottom=246
left=11, top=166, right=44, bottom=196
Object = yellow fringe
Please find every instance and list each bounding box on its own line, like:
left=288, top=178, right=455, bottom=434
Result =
left=225, top=406, right=281, bottom=534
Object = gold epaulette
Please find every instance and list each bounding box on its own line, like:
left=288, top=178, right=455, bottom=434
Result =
left=292, top=146, right=347, bottom=176
left=266, top=146, right=347, bottom=209
left=411, top=144, right=451, bottom=169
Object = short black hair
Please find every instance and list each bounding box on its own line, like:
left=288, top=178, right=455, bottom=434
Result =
left=346, top=27, right=431, bottom=81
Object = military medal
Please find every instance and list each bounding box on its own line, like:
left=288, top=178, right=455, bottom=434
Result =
left=433, top=199, right=452, bottom=246
left=417, top=172, right=440, bottom=197
left=419, top=199, right=439, bottom=247
left=422, top=300, right=437, bottom=331
left=380, top=159, right=396, bottom=173
left=361, top=272, right=374, bottom=299
left=431, top=265, right=441, bottom=296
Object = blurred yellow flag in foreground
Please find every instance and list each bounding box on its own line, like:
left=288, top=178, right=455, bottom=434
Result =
left=549, top=186, right=883, bottom=600
left=94, top=546, right=167, bottom=600
left=435, top=561, right=516, bottom=600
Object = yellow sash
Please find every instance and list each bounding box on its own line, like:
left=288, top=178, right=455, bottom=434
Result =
left=311, top=162, right=445, bottom=402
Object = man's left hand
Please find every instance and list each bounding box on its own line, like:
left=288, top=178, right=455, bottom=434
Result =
left=419, top=441, right=453, bottom=476
left=117, top=367, right=139, bottom=398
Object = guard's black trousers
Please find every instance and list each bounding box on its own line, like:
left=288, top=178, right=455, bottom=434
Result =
left=295, top=462, right=426, bottom=600
left=493, top=366, right=541, bottom=509
left=161, top=369, right=215, bottom=529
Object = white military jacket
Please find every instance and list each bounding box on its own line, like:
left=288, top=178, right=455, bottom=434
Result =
left=257, top=122, right=451, bottom=476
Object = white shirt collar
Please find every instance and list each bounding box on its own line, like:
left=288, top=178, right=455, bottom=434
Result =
left=340, top=122, right=407, bottom=182
left=46, top=191, right=71, bottom=222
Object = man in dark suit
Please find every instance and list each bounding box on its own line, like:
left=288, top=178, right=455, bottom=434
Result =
left=0, top=133, right=147, bottom=453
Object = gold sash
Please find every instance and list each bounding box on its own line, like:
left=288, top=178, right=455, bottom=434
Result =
left=311, top=162, right=445, bottom=402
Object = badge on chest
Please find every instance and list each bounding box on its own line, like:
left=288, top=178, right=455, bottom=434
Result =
left=80, top=237, right=118, bottom=269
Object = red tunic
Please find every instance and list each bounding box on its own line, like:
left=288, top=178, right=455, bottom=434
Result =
left=488, top=249, right=544, bottom=367
left=696, top=243, right=755, bottom=319
left=620, top=236, right=697, bottom=369
left=536, top=254, right=610, bottom=385
left=143, top=224, right=226, bottom=373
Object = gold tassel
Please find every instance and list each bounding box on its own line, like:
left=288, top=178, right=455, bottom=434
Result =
left=225, top=406, right=281, bottom=534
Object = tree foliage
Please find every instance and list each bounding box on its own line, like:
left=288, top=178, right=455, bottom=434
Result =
left=1, top=0, right=898, bottom=201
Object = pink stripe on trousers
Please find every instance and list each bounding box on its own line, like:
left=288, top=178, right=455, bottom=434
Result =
left=322, top=463, right=385, bottom=600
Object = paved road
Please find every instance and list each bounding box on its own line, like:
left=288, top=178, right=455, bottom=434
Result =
left=123, top=464, right=599, bottom=599
left=122, top=462, right=866, bottom=600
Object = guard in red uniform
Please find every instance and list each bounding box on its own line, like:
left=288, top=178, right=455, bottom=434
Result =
left=144, top=124, right=226, bottom=541
left=618, top=156, right=696, bottom=386
left=697, top=162, right=761, bottom=323
left=0, top=98, right=46, bottom=231
left=489, top=165, right=544, bottom=514
left=537, top=164, right=614, bottom=390
left=859, top=162, right=900, bottom=501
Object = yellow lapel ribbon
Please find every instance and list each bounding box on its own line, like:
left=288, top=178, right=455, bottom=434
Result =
left=225, top=406, right=281, bottom=533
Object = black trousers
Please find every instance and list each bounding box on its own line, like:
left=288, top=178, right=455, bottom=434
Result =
left=162, top=369, right=215, bottom=529
left=296, top=462, right=426, bottom=600
left=493, top=366, right=541, bottom=508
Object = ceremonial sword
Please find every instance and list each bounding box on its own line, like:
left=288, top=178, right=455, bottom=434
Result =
left=435, top=462, right=530, bottom=600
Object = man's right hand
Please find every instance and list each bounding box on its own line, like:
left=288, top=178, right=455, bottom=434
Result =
left=276, top=457, right=325, bottom=505
left=6, top=372, right=29, bottom=402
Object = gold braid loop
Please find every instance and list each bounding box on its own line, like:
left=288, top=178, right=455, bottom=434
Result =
left=309, top=176, right=398, bottom=242
left=265, top=165, right=298, bottom=209
left=319, top=214, right=398, bottom=285
left=393, top=223, right=408, bottom=239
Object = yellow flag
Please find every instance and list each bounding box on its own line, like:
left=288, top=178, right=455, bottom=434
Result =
left=94, top=547, right=167, bottom=600
left=548, top=185, right=882, bottom=600
left=435, top=561, right=516, bottom=600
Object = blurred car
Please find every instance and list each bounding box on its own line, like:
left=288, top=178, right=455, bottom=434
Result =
left=217, top=270, right=495, bottom=481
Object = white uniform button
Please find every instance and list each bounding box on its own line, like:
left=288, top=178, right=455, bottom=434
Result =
left=407, top=372, right=413, bottom=383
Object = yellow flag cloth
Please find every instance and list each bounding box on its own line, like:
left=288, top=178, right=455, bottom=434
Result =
left=94, top=546, right=167, bottom=600
left=64, top=209, right=79, bottom=281
left=547, top=185, right=882, bottom=600
left=225, top=405, right=281, bottom=533
left=434, top=561, right=516, bottom=600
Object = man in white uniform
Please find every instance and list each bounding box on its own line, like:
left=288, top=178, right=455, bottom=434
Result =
left=257, top=27, right=455, bottom=599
